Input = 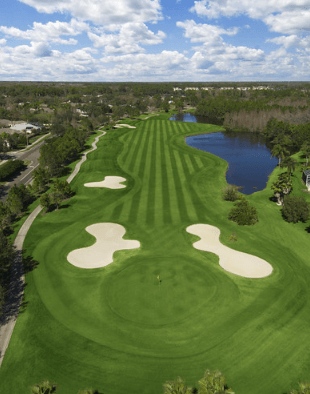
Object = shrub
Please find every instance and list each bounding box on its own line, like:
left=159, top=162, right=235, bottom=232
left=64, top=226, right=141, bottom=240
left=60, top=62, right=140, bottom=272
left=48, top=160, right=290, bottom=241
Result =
left=282, top=195, right=309, bottom=223
left=0, top=159, right=24, bottom=181
left=222, top=184, right=241, bottom=201
left=228, top=197, right=258, bottom=225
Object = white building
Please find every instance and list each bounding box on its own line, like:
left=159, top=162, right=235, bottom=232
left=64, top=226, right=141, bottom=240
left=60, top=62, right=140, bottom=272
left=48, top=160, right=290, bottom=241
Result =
left=10, top=123, right=41, bottom=134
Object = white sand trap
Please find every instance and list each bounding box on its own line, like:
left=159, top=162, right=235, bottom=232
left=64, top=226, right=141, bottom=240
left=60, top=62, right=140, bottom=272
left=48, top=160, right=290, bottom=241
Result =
left=186, top=224, right=273, bottom=278
left=114, top=124, right=136, bottom=129
left=67, top=223, right=140, bottom=269
left=84, top=176, right=127, bottom=189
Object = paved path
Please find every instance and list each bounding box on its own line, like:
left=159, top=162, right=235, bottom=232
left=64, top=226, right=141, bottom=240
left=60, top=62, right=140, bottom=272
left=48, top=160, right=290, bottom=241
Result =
left=0, top=129, right=106, bottom=368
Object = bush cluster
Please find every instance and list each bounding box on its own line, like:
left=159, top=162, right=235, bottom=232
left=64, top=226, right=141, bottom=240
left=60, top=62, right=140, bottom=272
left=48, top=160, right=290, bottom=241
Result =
left=228, top=197, right=258, bottom=226
left=282, top=195, right=310, bottom=223
left=222, top=184, right=241, bottom=201
left=0, top=159, right=24, bottom=181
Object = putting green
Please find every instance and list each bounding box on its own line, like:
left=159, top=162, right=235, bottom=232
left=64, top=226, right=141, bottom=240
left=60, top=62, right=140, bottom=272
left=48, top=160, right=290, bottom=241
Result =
left=1, top=116, right=310, bottom=394
left=107, top=255, right=216, bottom=326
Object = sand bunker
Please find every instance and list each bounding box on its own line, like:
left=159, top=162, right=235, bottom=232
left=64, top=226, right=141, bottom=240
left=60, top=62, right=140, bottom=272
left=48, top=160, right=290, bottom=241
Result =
left=67, top=223, right=140, bottom=269
left=84, top=176, right=126, bottom=189
left=186, top=224, right=273, bottom=278
left=114, top=124, right=136, bottom=129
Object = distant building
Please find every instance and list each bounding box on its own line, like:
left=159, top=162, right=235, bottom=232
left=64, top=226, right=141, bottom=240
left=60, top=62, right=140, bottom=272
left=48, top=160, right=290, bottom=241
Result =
left=302, top=169, right=310, bottom=190
left=185, top=87, right=199, bottom=91
left=10, top=122, right=41, bottom=134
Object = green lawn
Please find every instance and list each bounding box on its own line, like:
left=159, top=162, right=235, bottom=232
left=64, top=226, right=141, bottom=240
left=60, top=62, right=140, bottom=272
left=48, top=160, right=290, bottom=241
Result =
left=1, top=115, right=310, bottom=394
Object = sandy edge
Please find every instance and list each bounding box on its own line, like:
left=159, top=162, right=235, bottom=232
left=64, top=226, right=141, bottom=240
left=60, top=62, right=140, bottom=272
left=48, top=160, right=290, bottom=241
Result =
left=186, top=224, right=273, bottom=279
left=67, top=223, right=140, bottom=269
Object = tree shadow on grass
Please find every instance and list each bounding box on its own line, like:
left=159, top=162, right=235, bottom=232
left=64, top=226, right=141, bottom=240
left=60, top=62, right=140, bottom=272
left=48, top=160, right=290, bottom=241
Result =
left=306, top=226, right=310, bottom=233
left=0, top=250, right=39, bottom=326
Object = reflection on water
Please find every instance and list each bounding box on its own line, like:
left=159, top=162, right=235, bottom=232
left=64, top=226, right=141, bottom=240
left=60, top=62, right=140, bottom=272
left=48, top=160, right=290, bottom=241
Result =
left=170, top=113, right=277, bottom=194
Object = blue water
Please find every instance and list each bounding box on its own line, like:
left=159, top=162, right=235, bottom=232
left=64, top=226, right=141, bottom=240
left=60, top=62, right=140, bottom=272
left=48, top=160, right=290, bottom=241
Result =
left=170, top=113, right=278, bottom=194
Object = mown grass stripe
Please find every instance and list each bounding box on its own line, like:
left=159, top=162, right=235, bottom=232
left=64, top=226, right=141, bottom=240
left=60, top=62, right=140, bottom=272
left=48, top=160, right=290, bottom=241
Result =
left=127, top=123, right=154, bottom=224
left=177, top=151, right=207, bottom=222
left=183, top=153, right=195, bottom=174
left=168, top=148, right=192, bottom=223
left=117, top=124, right=150, bottom=222
left=162, top=125, right=182, bottom=224
left=136, top=122, right=155, bottom=224
left=193, top=155, right=205, bottom=169
left=127, top=125, right=150, bottom=173
left=159, top=121, right=172, bottom=224
left=120, top=128, right=140, bottom=169
left=153, top=127, right=164, bottom=226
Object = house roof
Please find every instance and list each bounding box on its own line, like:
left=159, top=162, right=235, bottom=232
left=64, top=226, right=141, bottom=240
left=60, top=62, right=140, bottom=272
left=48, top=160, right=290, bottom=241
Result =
left=10, top=123, right=40, bottom=131
left=303, top=169, right=310, bottom=176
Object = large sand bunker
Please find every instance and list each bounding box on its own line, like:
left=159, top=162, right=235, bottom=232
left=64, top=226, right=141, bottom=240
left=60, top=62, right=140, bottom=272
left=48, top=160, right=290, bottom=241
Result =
left=186, top=224, right=273, bottom=278
left=67, top=223, right=140, bottom=269
left=84, top=176, right=126, bottom=189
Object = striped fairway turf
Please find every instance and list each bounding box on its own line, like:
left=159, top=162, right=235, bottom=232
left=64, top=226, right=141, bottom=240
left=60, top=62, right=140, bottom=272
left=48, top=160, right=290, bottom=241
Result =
left=1, top=116, right=310, bottom=394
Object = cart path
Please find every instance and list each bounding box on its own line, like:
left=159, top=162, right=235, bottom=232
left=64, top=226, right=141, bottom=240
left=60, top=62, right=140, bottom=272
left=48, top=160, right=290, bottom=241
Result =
left=0, top=130, right=106, bottom=368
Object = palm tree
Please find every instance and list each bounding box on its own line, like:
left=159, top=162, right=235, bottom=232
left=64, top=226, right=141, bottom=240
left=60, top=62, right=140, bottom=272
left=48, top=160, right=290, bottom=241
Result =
left=290, top=381, right=310, bottom=394
left=30, top=380, right=58, bottom=394
left=301, top=142, right=310, bottom=166
left=198, top=369, right=235, bottom=394
left=163, top=376, right=193, bottom=394
left=281, top=156, right=298, bottom=179
left=271, top=144, right=289, bottom=167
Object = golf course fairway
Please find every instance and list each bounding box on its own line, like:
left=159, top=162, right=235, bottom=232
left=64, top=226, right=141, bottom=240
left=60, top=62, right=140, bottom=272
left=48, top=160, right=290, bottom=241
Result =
left=1, top=114, right=310, bottom=394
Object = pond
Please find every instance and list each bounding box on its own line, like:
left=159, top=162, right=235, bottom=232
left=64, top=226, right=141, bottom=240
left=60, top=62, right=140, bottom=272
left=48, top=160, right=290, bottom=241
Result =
left=170, top=113, right=278, bottom=195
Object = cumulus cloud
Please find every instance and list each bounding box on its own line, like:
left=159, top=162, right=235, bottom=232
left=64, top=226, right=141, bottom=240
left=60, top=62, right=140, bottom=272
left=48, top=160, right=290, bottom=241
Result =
left=177, top=20, right=238, bottom=44
left=0, top=39, right=6, bottom=45
left=177, top=19, right=264, bottom=72
left=19, top=0, right=162, bottom=25
left=88, top=22, right=165, bottom=54
left=0, top=19, right=87, bottom=45
left=267, top=34, right=310, bottom=48
left=190, top=0, right=310, bottom=35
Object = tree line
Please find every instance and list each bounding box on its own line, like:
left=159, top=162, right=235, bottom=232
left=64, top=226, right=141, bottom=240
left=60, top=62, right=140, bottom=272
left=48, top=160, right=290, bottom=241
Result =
left=29, top=369, right=310, bottom=394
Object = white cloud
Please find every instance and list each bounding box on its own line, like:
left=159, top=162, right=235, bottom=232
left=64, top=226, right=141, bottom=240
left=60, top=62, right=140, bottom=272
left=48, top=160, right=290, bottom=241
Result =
left=177, top=19, right=264, bottom=72
left=19, top=0, right=162, bottom=25
left=267, top=35, right=310, bottom=49
left=177, top=20, right=238, bottom=44
left=88, top=22, right=165, bottom=54
left=190, top=0, right=310, bottom=35
left=0, top=39, right=6, bottom=45
left=0, top=19, right=87, bottom=45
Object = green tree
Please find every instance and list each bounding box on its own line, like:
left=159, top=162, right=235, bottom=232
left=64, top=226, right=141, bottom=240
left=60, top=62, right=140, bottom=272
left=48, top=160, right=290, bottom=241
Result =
left=289, top=381, right=310, bottom=394
left=271, top=173, right=292, bottom=205
left=163, top=376, right=193, bottom=394
left=198, top=369, right=234, bottom=394
left=228, top=197, right=258, bottom=225
left=51, top=180, right=72, bottom=210
left=271, top=144, right=289, bottom=167
left=33, top=167, right=50, bottom=194
left=0, top=201, right=12, bottom=232
left=30, top=380, right=58, bottom=394
left=282, top=195, right=309, bottom=223
left=40, top=193, right=52, bottom=212
left=222, top=184, right=241, bottom=201
left=0, top=230, right=15, bottom=315
left=281, top=156, right=298, bottom=179
left=6, top=184, right=32, bottom=216
left=301, top=142, right=310, bottom=166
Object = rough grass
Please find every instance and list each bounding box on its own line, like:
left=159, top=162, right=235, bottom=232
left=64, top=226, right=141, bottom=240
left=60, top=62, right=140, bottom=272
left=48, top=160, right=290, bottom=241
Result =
left=1, top=117, right=310, bottom=394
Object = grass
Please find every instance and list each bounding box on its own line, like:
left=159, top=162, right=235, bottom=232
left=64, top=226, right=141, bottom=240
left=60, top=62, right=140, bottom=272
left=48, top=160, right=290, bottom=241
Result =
left=1, top=115, right=310, bottom=394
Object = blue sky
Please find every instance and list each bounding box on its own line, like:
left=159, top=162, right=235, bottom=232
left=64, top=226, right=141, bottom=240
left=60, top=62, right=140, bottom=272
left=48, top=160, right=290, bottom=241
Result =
left=0, top=0, right=310, bottom=81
